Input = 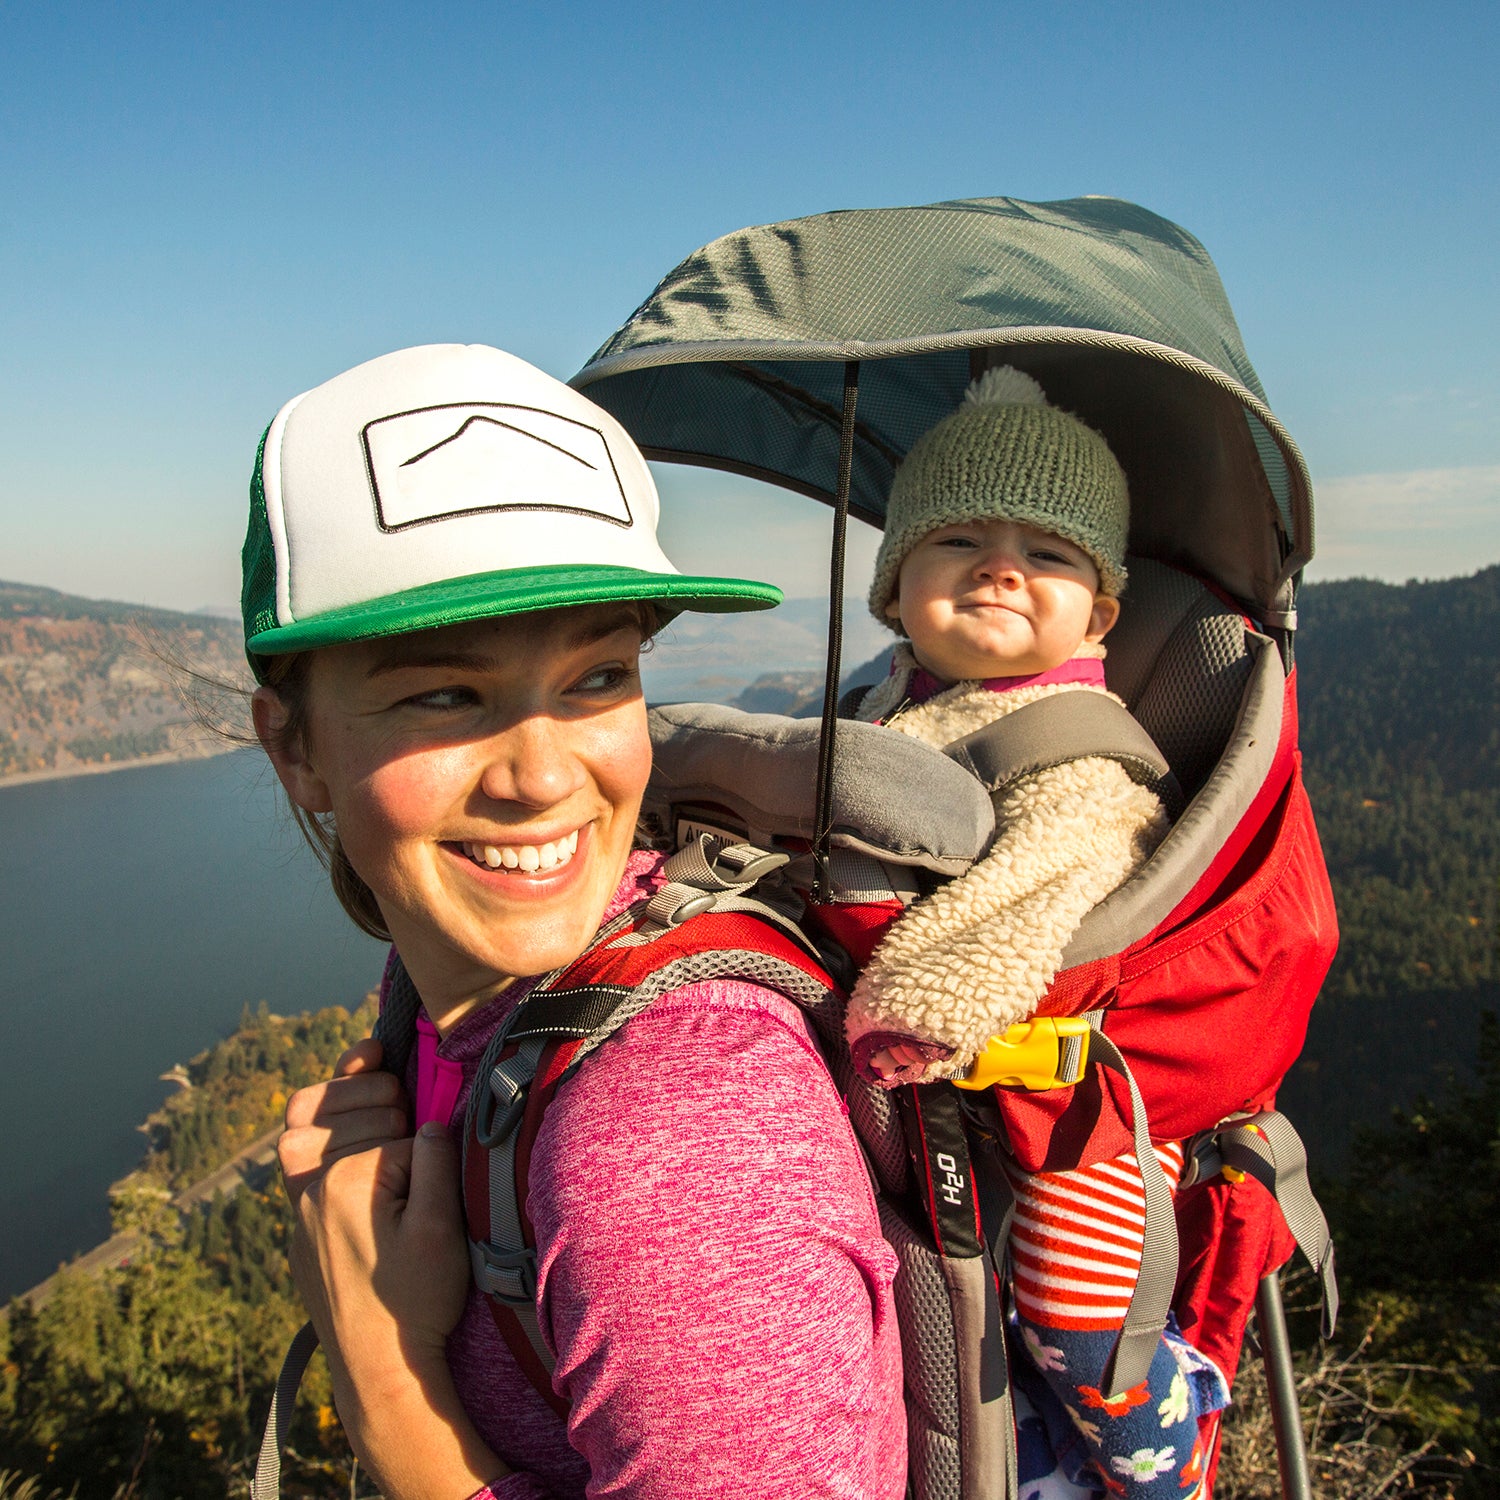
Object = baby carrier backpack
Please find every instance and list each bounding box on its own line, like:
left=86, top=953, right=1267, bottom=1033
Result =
left=255, top=197, right=1340, bottom=1500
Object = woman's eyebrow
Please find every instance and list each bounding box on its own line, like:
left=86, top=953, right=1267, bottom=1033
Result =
left=563, top=609, right=642, bottom=648
left=364, top=612, right=640, bottom=679
left=365, top=648, right=496, bottom=679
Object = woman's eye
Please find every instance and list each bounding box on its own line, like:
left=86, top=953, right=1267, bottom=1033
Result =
left=572, top=663, right=637, bottom=695
left=404, top=686, right=477, bottom=711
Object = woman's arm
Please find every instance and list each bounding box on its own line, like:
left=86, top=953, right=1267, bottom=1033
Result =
left=527, top=982, right=906, bottom=1500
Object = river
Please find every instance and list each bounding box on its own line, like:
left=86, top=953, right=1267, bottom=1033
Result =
left=0, top=752, right=386, bottom=1299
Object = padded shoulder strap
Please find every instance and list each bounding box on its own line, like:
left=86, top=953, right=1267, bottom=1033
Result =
left=463, top=901, right=839, bottom=1414
left=943, top=691, right=1183, bottom=815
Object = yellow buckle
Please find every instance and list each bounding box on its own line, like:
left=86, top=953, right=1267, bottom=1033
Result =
left=950, top=1017, right=1093, bottom=1092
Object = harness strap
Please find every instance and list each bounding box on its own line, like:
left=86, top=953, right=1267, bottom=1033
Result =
left=944, top=690, right=1184, bottom=817
left=252, top=1319, right=320, bottom=1500
left=1083, top=1020, right=1181, bottom=1401
left=1184, top=1111, right=1339, bottom=1338
left=615, top=837, right=818, bottom=955
left=901, top=1086, right=1017, bottom=1500
left=459, top=901, right=840, bottom=1419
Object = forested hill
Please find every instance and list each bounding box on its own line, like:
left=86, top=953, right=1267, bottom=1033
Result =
left=1296, top=566, right=1500, bottom=790
left=1279, top=566, right=1499, bottom=1162
left=0, top=580, right=245, bottom=779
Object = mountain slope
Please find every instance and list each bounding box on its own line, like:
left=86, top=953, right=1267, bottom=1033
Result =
left=0, top=581, right=246, bottom=779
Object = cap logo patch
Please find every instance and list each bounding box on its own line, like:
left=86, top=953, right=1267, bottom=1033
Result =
left=362, top=402, right=633, bottom=532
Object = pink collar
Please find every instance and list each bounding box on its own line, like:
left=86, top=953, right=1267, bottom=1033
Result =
left=907, top=655, right=1106, bottom=705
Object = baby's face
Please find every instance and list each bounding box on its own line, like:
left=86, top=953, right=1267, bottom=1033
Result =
left=886, top=518, right=1119, bottom=683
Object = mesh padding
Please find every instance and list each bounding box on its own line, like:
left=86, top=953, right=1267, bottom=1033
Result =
left=879, top=1200, right=962, bottom=1437
left=908, top=1411, right=963, bottom=1500
left=1106, top=558, right=1252, bottom=804
left=846, top=1071, right=911, bottom=1195
left=1132, top=603, right=1251, bottom=802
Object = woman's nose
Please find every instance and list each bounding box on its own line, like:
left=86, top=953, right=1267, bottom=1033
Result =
left=477, top=715, right=588, bottom=809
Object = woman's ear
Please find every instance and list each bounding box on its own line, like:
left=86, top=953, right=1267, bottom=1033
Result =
left=251, top=685, right=333, bottom=813
left=1086, top=593, right=1121, bottom=644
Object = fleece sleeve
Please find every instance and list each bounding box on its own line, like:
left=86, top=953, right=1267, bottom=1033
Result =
left=527, top=980, right=907, bottom=1500
left=848, top=756, right=1167, bottom=1071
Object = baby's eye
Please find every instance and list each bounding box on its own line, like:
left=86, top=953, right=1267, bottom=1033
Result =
left=1030, top=548, right=1075, bottom=566
left=936, top=534, right=979, bottom=549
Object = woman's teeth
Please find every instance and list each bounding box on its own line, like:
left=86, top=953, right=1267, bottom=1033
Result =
left=464, top=829, right=579, bottom=873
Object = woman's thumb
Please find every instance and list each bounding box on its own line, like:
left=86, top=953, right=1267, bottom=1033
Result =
left=407, top=1121, right=463, bottom=1237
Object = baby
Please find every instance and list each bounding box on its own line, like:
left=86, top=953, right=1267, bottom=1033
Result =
left=840, top=370, right=1226, bottom=1498
left=843, top=366, right=1170, bottom=1086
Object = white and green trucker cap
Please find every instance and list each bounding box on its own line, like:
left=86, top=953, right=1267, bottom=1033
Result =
left=242, top=343, right=780, bottom=674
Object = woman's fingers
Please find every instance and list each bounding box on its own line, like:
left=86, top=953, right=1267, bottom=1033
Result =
left=334, top=1036, right=385, bottom=1077
left=285, top=1068, right=404, bottom=1130
left=279, top=1056, right=409, bottom=1207
left=280, top=1105, right=412, bottom=1204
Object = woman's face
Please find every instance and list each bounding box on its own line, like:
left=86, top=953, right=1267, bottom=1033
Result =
left=255, top=604, right=652, bottom=1028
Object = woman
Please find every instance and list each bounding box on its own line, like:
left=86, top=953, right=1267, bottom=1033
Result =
left=253, top=344, right=904, bottom=1499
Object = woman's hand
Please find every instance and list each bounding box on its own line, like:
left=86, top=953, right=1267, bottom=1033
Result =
left=278, top=1038, right=409, bottom=1207
left=291, top=1120, right=507, bottom=1498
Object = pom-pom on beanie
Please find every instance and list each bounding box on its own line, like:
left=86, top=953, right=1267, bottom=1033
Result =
left=869, top=367, right=1129, bottom=626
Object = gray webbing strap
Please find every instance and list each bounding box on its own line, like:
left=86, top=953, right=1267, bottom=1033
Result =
left=1216, top=1112, right=1339, bottom=1338
left=1085, top=1020, right=1180, bottom=1399
left=372, top=961, right=422, bottom=1081
left=253, top=1317, right=320, bottom=1500
left=944, top=691, right=1184, bottom=816
left=970, top=1144, right=1019, bottom=1500
left=470, top=1036, right=554, bottom=1373
left=614, top=837, right=819, bottom=956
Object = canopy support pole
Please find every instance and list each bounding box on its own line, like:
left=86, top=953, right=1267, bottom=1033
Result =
left=811, top=360, right=861, bottom=904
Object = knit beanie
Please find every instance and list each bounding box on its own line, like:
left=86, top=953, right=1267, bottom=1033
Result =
left=869, top=367, right=1129, bottom=626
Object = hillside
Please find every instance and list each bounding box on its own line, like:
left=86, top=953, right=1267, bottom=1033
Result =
left=0, top=581, right=247, bottom=780
left=1283, top=566, right=1500, bottom=1160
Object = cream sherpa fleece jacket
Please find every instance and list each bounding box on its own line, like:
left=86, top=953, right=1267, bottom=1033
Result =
left=845, top=645, right=1170, bottom=1085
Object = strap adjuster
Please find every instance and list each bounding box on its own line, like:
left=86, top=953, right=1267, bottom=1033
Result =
left=470, top=1241, right=538, bottom=1306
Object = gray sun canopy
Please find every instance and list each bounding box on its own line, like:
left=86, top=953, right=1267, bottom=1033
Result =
left=573, top=195, right=1313, bottom=623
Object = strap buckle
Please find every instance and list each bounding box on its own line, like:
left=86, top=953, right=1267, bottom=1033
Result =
left=951, top=1017, right=1092, bottom=1092
left=470, top=1241, right=538, bottom=1306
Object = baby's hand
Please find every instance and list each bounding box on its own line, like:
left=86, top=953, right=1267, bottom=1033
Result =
left=852, top=1030, right=956, bottom=1088
left=279, top=1038, right=410, bottom=1208
left=868, top=1041, right=937, bottom=1081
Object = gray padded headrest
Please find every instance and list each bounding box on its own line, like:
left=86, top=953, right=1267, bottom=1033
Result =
left=646, top=702, right=994, bottom=875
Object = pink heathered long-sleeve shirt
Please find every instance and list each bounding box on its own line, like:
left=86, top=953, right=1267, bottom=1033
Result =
left=397, top=851, right=906, bottom=1500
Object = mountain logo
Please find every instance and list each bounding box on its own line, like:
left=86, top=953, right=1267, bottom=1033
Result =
left=361, top=403, right=633, bottom=532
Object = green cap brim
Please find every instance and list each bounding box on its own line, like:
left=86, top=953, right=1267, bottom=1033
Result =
left=247, top=564, right=780, bottom=672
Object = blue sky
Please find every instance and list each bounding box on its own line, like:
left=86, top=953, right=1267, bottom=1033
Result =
left=2, top=1, right=1496, bottom=613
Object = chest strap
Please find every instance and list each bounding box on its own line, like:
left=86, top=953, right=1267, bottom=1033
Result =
left=943, top=691, right=1183, bottom=817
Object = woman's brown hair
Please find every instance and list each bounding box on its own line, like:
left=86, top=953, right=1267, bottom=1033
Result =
left=256, top=651, right=392, bottom=941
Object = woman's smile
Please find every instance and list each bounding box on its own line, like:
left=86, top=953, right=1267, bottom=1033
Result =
left=456, top=827, right=582, bottom=873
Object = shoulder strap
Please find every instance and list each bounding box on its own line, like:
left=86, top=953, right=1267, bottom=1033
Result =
left=943, top=691, right=1184, bottom=816
left=463, top=891, right=839, bottom=1414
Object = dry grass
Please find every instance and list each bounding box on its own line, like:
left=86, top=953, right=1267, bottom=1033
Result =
left=1216, top=1323, right=1480, bottom=1500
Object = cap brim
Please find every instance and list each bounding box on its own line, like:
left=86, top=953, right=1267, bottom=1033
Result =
left=245, top=563, right=781, bottom=660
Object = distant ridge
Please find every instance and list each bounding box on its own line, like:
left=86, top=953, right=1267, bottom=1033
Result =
left=0, top=579, right=247, bottom=781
